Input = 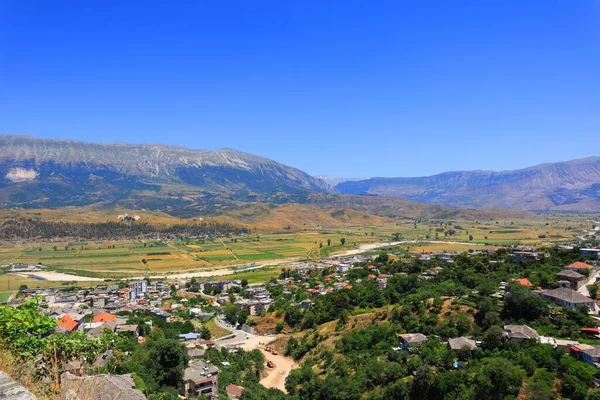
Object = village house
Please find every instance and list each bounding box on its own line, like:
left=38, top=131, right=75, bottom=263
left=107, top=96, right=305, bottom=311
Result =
left=398, top=333, right=428, bottom=350
left=556, top=269, right=587, bottom=290
left=566, top=261, right=593, bottom=272
left=503, top=325, right=539, bottom=344
left=182, top=362, right=220, bottom=398
left=448, top=337, right=478, bottom=351
left=540, top=287, right=596, bottom=310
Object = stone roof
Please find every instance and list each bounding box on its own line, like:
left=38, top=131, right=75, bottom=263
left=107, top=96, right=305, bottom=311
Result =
left=542, top=287, right=594, bottom=304
left=448, top=337, right=477, bottom=351
left=60, top=372, right=145, bottom=400
left=504, top=325, right=540, bottom=340
left=556, top=269, right=585, bottom=279
left=398, top=333, right=428, bottom=344
left=0, top=371, right=37, bottom=400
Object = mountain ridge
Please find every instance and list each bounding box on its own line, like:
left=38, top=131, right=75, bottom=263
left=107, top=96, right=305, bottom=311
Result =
left=336, top=157, right=600, bottom=211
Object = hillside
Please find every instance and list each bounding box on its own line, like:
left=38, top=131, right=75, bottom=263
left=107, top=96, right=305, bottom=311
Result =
left=336, top=157, right=600, bottom=211
left=0, top=136, right=333, bottom=211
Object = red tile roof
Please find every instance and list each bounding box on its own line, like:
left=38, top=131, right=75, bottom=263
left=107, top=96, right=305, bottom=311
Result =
left=569, top=262, right=592, bottom=269
left=515, top=278, right=533, bottom=287
left=582, top=327, right=600, bottom=333
left=92, top=313, right=116, bottom=323
left=58, top=315, right=78, bottom=332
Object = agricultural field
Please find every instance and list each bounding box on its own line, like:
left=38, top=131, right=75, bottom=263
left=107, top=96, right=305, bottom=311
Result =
left=0, top=214, right=595, bottom=285
left=0, top=291, right=13, bottom=302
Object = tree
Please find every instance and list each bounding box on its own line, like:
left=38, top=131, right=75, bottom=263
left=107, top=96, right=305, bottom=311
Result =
left=469, top=235, right=473, bottom=241
left=483, top=325, right=505, bottom=350
left=341, top=238, right=346, bottom=246
left=474, top=358, right=524, bottom=400
left=327, top=239, right=331, bottom=246
left=587, top=283, right=599, bottom=300
left=502, top=284, right=548, bottom=321
left=224, top=303, right=239, bottom=325
left=241, top=279, right=249, bottom=288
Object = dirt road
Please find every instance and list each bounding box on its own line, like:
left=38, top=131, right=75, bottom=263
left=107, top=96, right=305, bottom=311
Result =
left=238, top=339, right=297, bottom=393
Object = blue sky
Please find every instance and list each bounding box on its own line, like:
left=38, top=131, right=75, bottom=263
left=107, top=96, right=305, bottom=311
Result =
left=1, top=1, right=599, bottom=177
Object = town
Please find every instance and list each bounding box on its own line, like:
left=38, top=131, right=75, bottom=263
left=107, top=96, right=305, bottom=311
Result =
left=3, top=238, right=600, bottom=399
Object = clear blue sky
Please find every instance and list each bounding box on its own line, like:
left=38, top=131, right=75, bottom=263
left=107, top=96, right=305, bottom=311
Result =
left=1, top=1, right=599, bottom=178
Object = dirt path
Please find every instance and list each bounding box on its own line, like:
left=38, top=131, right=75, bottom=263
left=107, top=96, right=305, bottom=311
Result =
left=240, top=343, right=297, bottom=393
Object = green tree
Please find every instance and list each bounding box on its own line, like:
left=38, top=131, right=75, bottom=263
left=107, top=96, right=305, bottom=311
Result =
left=474, top=358, right=524, bottom=400
left=483, top=325, right=505, bottom=350
left=340, top=238, right=346, bottom=246
left=587, top=283, right=599, bottom=300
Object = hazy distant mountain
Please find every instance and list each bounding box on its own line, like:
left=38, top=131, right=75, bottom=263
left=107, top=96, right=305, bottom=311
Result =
left=317, top=176, right=370, bottom=187
left=0, top=136, right=333, bottom=212
left=336, top=157, right=600, bottom=211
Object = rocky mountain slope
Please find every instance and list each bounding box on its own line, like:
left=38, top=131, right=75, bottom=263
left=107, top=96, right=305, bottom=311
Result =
left=336, top=157, right=600, bottom=211
left=0, top=136, right=333, bottom=211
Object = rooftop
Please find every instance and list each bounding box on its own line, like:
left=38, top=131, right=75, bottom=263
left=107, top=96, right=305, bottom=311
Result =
left=541, top=287, right=594, bottom=304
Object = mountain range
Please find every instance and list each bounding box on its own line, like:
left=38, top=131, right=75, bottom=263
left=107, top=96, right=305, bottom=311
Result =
left=336, top=157, right=600, bottom=211
left=0, top=136, right=598, bottom=216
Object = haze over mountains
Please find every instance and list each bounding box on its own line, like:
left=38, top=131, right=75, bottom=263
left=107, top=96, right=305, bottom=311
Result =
left=0, top=136, right=598, bottom=215
left=336, top=157, right=600, bottom=211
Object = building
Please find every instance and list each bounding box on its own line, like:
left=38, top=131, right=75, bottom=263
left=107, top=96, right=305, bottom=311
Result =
left=513, top=278, right=534, bottom=287
left=504, top=325, right=539, bottom=344
left=300, top=299, right=313, bottom=309
left=182, top=362, right=220, bottom=398
left=581, top=249, right=600, bottom=257
left=580, top=346, right=600, bottom=369
left=129, top=280, right=147, bottom=300
left=540, top=287, right=596, bottom=310
left=398, top=333, right=428, bottom=350
left=448, top=337, right=477, bottom=351
left=57, top=314, right=79, bottom=334
left=556, top=269, right=587, bottom=290
left=92, top=313, right=117, bottom=323
left=566, top=262, right=593, bottom=272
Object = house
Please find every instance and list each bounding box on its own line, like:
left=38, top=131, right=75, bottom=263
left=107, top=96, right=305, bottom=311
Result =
left=513, top=278, right=534, bottom=287
left=61, top=372, right=145, bottom=400
left=188, top=348, right=206, bottom=359
left=57, top=314, right=79, bottom=334
left=92, top=313, right=116, bottom=323
left=581, top=249, right=600, bottom=257
left=182, top=362, right=220, bottom=398
left=398, top=333, right=428, bottom=350
left=448, top=337, right=477, bottom=351
left=299, top=299, right=313, bottom=309
left=556, top=269, right=587, bottom=289
left=566, top=262, right=593, bottom=272
left=504, top=325, right=539, bottom=343
left=540, top=287, right=596, bottom=310
left=337, top=264, right=351, bottom=273
left=580, top=346, right=600, bottom=369
left=115, top=325, right=140, bottom=337
left=226, top=384, right=244, bottom=399
left=179, top=332, right=200, bottom=341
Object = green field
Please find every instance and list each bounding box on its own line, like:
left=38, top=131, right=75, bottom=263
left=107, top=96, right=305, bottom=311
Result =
left=0, top=291, right=13, bottom=302
left=0, top=214, right=594, bottom=284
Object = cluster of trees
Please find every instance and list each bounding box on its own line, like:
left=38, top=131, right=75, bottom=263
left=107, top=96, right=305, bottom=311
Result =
left=0, top=218, right=248, bottom=240
left=254, top=246, right=600, bottom=399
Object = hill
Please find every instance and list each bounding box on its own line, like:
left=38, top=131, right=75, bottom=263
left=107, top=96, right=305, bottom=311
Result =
left=336, top=157, right=600, bottom=211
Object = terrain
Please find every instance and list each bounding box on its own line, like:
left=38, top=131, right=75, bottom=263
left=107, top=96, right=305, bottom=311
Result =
left=0, top=135, right=332, bottom=214
left=336, top=157, right=600, bottom=211
left=0, top=136, right=531, bottom=221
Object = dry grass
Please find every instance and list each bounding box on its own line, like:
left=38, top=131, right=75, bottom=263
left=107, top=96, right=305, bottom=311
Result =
left=0, top=350, right=53, bottom=399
